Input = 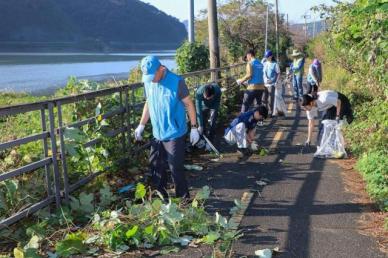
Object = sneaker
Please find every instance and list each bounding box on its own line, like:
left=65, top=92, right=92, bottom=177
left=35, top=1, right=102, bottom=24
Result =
left=257, top=120, right=264, bottom=126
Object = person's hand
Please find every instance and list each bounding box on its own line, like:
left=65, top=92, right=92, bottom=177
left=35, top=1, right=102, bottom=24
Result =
left=236, top=79, right=243, bottom=85
left=134, top=124, right=145, bottom=141
left=190, top=128, right=200, bottom=145
left=305, top=140, right=311, bottom=147
left=198, top=126, right=204, bottom=135
left=336, top=116, right=340, bottom=123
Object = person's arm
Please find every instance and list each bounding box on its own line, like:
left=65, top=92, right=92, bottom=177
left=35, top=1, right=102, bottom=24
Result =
left=213, top=88, right=221, bottom=111
left=239, top=63, right=253, bottom=83
left=139, top=101, right=150, bottom=125
left=336, top=98, right=342, bottom=119
left=275, top=63, right=281, bottom=83
left=182, top=96, right=197, bottom=127
left=195, top=90, right=204, bottom=127
left=247, top=128, right=256, bottom=144
left=309, top=66, right=318, bottom=84
left=307, top=119, right=314, bottom=143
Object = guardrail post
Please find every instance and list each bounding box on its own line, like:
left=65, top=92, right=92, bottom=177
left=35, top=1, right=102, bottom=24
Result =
left=125, top=90, right=131, bottom=154
left=40, top=108, right=53, bottom=198
left=119, top=90, right=126, bottom=155
left=56, top=101, right=70, bottom=203
left=48, top=102, right=62, bottom=207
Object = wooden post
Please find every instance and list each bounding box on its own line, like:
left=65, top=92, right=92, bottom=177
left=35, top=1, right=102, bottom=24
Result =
left=207, top=0, right=220, bottom=81
left=188, top=0, right=195, bottom=42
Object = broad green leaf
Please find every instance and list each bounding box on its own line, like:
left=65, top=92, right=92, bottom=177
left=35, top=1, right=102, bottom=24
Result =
left=99, top=184, right=117, bottom=208
left=23, top=249, right=41, bottom=258
left=160, top=246, right=180, bottom=255
left=24, top=235, right=40, bottom=249
left=79, top=192, right=94, bottom=214
left=56, top=233, right=86, bottom=258
left=202, top=231, right=220, bottom=244
left=135, top=183, right=146, bottom=200
left=194, top=185, right=210, bottom=201
left=14, top=247, right=25, bottom=258
left=144, top=225, right=154, bottom=235
left=95, top=102, right=102, bottom=117
left=125, top=225, right=139, bottom=239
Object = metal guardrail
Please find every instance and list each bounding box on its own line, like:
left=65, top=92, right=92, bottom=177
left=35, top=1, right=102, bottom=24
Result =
left=0, top=63, right=245, bottom=228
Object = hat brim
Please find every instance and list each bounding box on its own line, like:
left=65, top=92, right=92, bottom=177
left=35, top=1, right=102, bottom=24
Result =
left=142, top=73, right=155, bottom=83
left=291, top=53, right=302, bottom=57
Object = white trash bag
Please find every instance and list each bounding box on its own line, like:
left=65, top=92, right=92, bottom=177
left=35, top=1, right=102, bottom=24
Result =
left=273, top=83, right=287, bottom=116
left=314, top=120, right=347, bottom=159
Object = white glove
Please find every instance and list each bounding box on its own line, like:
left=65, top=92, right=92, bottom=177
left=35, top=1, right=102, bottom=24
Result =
left=198, top=126, right=204, bottom=135
left=134, top=124, right=145, bottom=141
left=236, top=79, right=243, bottom=85
left=190, top=128, right=200, bottom=146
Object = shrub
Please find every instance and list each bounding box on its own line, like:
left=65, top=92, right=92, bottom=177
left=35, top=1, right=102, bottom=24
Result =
left=356, top=150, right=388, bottom=211
left=175, top=41, right=209, bottom=74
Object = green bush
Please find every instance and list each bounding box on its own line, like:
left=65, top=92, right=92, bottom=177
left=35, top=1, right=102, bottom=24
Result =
left=175, top=41, right=209, bottom=73
left=356, top=150, right=388, bottom=211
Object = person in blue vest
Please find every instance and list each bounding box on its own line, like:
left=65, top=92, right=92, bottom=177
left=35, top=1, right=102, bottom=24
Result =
left=290, top=49, right=305, bottom=100
left=236, top=49, right=265, bottom=113
left=134, top=56, right=200, bottom=200
left=263, top=50, right=281, bottom=117
left=307, top=58, right=322, bottom=97
left=195, top=83, right=221, bottom=150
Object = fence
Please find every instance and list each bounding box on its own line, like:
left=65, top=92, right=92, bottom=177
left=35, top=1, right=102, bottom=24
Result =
left=0, top=63, right=245, bottom=228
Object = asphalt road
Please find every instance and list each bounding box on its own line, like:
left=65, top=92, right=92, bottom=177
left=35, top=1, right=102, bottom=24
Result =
left=157, top=91, right=385, bottom=258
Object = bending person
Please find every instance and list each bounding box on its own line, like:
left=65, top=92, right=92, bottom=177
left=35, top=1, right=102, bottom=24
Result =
left=195, top=83, right=222, bottom=150
left=301, top=90, right=353, bottom=146
left=237, top=49, right=265, bottom=113
left=224, top=106, right=268, bottom=158
left=134, top=56, right=200, bottom=200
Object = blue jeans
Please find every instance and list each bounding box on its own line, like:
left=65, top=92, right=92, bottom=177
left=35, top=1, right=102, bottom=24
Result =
left=292, top=74, right=303, bottom=99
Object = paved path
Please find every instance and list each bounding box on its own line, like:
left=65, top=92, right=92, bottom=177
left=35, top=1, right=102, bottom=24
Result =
left=172, top=92, right=386, bottom=258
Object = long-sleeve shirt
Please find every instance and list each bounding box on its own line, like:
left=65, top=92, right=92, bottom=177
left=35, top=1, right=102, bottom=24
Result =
left=195, top=84, right=221, bottom=127
left=225, top=110, right=258, bottom=135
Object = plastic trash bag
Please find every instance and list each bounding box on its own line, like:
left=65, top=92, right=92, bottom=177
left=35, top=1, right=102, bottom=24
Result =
left=314, top=120, right=347, bottom=159
left=273, top=83, right=287, bottom=116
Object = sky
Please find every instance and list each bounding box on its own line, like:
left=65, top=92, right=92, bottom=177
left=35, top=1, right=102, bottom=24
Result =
left=140, top=0, right=340, bottom=24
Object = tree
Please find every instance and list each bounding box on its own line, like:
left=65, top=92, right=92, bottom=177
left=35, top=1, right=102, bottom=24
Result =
left=194, top=0, right=292, bottom=66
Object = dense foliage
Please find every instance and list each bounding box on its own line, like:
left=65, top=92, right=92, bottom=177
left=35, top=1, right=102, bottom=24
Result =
left=194, top=0, right=292, bottom=67
left=175, top=41, right=210, bottom=73
left=308, top=0, right=387, bottom=210
left=0, top=0, right=187, bottom=51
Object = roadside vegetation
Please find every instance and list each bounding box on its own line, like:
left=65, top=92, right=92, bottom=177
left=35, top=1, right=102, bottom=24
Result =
left=308, top=0, right=387, bottom=211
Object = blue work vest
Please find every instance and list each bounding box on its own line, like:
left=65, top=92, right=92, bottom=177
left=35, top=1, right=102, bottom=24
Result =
left=144, top=70, right=187, bottom=141
left=264, top=61, right=278, bottom=83
left=248, top=59, right=264, bottom=85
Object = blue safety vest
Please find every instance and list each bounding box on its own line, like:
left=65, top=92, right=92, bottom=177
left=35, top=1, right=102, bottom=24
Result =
left=264, top=61, right=278, bottom=83
left=248, top=59, right=264, bottom=85
left=144, top=70, right=187, bottom=141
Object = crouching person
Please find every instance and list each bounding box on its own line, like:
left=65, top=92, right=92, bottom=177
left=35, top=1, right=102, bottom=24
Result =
left=195, top=83, right=221, bottom=151
left=224, top=106, right=268, bottom=158
left=134, top=56, right=200, bottom=201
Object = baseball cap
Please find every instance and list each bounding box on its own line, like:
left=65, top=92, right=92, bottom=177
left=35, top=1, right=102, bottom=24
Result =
left=140, top=55, right=161, bottom=83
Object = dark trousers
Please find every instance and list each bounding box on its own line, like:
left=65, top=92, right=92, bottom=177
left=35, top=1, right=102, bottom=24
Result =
left=307, top=82, right=318, bottom=97
left=149, top=135, right=189, bottom=199
left=317, top=93, right=353, bottom=144
left=263, top=86, right=275, bottom=114
left=241, top=89, right=264, bottom=113
left=202, top=109, right=217, bottom=142
left=292, top=74, right=303, bottom=99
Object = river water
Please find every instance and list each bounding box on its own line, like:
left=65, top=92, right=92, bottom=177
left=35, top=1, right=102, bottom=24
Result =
left=0, top=51, right=176, bottom=95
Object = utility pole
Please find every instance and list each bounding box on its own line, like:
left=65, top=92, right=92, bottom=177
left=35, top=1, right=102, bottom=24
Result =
left=265, top=3, right=269, bottom=51
left=313, top=18, right=316, bottom=38
left=302, top=13, right=310, bottom=41
left=207, top=0, right=220, bottom=81
left=275, top=0, right=279, bottom=62
left=188, top=0, right=195, bottom=42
